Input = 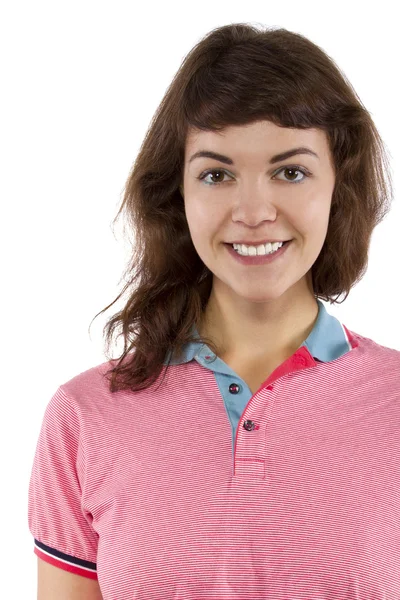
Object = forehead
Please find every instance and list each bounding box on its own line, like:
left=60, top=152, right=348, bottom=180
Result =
left=185, top=120, right=329, bottom=157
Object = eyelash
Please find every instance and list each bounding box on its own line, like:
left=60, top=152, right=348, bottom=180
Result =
left=197, top=165, right=311, bottom=186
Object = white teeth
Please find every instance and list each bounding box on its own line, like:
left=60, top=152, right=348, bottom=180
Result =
left=232, top=241, right=284, bottom=256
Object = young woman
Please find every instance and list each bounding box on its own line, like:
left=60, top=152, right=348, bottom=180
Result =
left=28, top=22, right=398, bottom=600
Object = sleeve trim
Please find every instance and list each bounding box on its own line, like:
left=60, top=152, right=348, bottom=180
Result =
left=34, top=539, right=97, bottom=580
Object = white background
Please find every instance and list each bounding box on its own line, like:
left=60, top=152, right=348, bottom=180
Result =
left=1, top=1, right=398, bottom=597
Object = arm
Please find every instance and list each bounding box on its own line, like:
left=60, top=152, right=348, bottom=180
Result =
left=37, top=557, right=103, bottom=600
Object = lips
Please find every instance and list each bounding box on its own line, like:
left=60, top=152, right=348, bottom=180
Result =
left=225, top=240, right=291, bottom=247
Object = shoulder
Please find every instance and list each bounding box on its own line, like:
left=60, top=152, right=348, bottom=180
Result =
left=347, top=329, right=400, bottom=379
left=350, top=329, right=400, bottom=356
left=59, top=359, right=116, bottom=397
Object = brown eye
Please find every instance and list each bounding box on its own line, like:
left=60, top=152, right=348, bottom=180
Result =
left=198, top=169, right=232, bottom=186
left=197, top=165, right=311, bottom=187
left=274, top=166, right=309, bottom=184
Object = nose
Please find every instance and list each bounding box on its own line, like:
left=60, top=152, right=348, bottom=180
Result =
left=231, top=186, right=278, bottom=225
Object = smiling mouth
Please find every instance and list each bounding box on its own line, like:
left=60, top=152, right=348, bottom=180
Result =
left=224, top=240, right=292, bottom=248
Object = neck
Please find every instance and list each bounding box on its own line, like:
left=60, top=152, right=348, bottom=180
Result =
left=197, top=277, right=319, bottom=361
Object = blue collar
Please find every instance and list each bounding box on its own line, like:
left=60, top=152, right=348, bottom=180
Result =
left=164, top=300, right=353, bottom=366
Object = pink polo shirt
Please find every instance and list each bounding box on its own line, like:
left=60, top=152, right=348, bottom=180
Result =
left=28, top=299, right=400, bottom=599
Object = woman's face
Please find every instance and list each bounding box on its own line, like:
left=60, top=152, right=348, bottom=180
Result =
left=181, top=120, right=336, bottom=304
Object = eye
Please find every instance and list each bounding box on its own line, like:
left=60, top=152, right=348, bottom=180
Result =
left=197, top=165, right=311, bottom=186
left=274, top=166, right=310, bottom=184
left=197, top=169, right=233, bottom=185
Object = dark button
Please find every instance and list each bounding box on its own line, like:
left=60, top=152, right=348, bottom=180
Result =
left=229, top=383, right=241, bottom=394
left=243, top=420, right=255, bottom=431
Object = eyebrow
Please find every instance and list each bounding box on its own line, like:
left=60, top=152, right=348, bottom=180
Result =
left=188, top=146, right=319, bottom=165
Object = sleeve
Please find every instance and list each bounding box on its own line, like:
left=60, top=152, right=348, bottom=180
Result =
left=28, top=386, right=98, bottom=580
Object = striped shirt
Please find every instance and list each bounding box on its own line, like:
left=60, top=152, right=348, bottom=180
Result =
left=28, top=299, right=400, bottom=598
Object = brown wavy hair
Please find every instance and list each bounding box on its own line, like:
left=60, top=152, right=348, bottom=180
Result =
left=89, top=22, right=394, bottom=394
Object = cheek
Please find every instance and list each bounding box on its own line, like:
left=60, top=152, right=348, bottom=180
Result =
left=186, top=196, right=220, bottom=219
left=184, top=203, right=208, bottom=256
left=184, top=201, right=199, bottom=237
left=185, top=199, right=222, bottom=240
left=299, top=194, right=332, bottom=232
